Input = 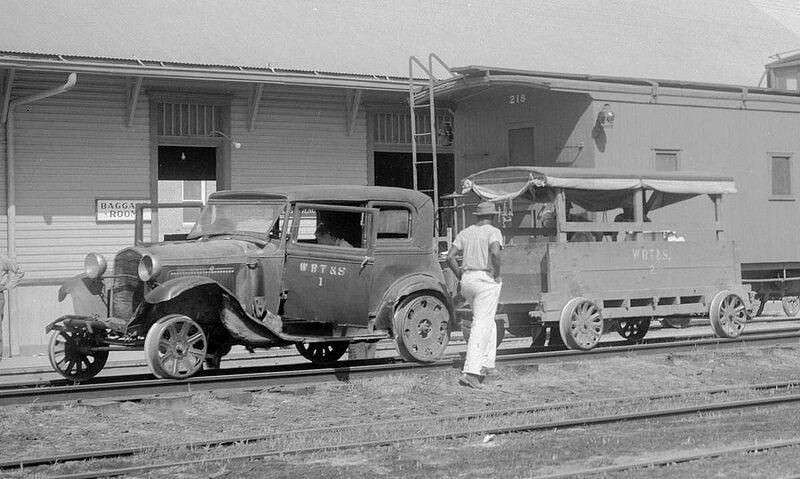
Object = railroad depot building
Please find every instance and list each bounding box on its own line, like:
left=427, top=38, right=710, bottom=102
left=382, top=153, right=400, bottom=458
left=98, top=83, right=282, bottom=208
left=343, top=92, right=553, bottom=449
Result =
left=1, top=0, right=800, bottom=355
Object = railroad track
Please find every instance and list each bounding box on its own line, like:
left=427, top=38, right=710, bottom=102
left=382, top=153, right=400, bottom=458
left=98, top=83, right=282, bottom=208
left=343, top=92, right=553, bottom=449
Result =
left=5, top=378, right=800, bottom=478
left=1, top=328, right=798, bottom=407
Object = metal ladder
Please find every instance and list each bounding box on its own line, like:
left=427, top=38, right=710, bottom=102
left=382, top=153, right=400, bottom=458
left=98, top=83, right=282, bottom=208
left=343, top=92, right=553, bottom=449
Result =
left=407, top=53, right=455, bottom=220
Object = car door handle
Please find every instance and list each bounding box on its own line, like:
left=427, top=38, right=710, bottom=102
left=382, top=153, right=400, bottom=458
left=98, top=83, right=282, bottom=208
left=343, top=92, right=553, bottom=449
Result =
left=360, top=256, right=374, bottom=271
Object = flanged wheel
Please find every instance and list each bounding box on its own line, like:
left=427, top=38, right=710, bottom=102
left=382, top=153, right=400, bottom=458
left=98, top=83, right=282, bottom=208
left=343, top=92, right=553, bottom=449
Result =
left=709, top=291, right=747, bottom=338
left=393, top=293, right=451, bottom=362
left=144, top=314, right=207, bottom=379
left=782, top=296, right=800, bottom=317
left=48, top=329, right=109, bottom=382
left=559, top=297, right=603, bottom=351
left=617, top=317, right=650, bottom=342
left=295, top=342, right=349, bottom=365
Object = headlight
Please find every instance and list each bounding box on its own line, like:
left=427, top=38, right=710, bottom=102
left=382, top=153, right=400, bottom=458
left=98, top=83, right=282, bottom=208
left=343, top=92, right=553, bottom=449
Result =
left=84, top=253, right=107, bottom=279
left=138, top=255, right=161, bottom=282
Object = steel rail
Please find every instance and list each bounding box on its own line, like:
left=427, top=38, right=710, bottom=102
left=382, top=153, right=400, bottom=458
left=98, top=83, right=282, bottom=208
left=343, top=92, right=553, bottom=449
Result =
left=33, top=388, right=800, bottom=479
left=534, top=438, right=800, bottom=478
left=5, top=379, right=800, bottom=472
left=1, top=330, right=798, bottom=406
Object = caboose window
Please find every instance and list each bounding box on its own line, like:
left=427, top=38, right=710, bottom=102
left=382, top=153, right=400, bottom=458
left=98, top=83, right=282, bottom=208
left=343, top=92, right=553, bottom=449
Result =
left=654, top=149, right=680, bottom=171
left=770, top=153, right=793, bottom=200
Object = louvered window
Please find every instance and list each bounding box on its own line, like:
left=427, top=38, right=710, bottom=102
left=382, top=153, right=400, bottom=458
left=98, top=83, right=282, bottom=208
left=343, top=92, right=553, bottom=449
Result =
left=158, top=102, right=221, bottom=137
left=374, top=111, right=454, bottom=146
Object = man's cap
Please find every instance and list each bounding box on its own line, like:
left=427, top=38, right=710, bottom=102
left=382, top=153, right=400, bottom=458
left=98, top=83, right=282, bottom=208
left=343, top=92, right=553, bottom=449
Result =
left=473, top=201, right=499, bottom=216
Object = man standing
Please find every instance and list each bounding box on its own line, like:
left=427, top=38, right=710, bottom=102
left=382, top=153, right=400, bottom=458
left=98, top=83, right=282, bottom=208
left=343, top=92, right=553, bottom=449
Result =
left=446, top=201, right=503, bottom=389
left=0, top=255, right=24, bottom=359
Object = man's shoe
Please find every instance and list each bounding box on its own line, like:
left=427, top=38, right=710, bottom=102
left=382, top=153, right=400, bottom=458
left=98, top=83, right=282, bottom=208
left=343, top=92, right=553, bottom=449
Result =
left=480, top=367, right=500, bottom=378
left=458, top=373, right=484, bottom=389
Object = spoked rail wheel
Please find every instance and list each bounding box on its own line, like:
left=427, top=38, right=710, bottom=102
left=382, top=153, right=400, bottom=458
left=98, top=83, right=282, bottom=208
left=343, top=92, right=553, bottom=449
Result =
left=617, top=317, right=650, bottom=342
left=393, top=293, right=451, bottom=363
left=144, top=314, right=207, bottom=379
left=48, top=329, right=109, bottom=382
left=782, top=296, right=800, bottom=318
left=559, top=297, right=603, bottom=351
left=709, top=291, right=747, bottom=338
left=295, top=342, right=349, bottom=365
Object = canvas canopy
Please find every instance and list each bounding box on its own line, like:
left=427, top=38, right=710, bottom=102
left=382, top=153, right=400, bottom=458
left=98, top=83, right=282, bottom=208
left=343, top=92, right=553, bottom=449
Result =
left=461, top=166, right=737, bottom=212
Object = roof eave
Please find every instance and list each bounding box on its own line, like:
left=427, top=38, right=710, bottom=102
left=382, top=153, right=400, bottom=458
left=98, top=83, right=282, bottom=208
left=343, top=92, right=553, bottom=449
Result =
left=0, top=53, right=412, bottom=91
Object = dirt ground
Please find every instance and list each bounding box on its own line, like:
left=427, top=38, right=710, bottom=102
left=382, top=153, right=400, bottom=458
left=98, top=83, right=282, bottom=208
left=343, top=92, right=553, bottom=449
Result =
left=3, top=342, right=800, bottom=478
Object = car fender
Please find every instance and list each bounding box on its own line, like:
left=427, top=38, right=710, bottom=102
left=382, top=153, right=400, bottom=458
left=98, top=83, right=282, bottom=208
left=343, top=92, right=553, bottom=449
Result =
left=143, top=276, right=233, bottom=304
left=58, top=273, right=108, bottom=319
left=373, top=273, right=455, bottom=331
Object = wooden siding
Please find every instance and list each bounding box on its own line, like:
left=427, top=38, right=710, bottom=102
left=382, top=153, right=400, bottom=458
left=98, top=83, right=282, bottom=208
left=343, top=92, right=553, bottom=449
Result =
left=453, top=87, right=595, bottom=181
left=230, top=86, right=367, bottom=189
left=10, top=72, right=150, bottom=280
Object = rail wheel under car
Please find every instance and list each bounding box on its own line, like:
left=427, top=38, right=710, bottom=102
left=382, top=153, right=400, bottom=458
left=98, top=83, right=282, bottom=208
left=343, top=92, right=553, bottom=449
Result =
left=393, top=293, right=451, bottom=362
left=144, top=314, right=207, bottom=379
left=709, top=291, right=747, bottom=339
left=617, top=317, right=650, bottom=342
left=559, top=297, right=603, bottom=351
left=47, top=329, right=109, bottom=382
left=782, top=296, right=800, bottom=317
left=295, top=342, right=349, bottom=365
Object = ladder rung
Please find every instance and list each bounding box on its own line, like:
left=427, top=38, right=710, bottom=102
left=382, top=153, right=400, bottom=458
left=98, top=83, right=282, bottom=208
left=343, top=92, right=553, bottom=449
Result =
left=415, top=160, right=433, bottom=165
left=413, top=132, right=432, bottom=137
left=411, top=103, right=431, bottom=108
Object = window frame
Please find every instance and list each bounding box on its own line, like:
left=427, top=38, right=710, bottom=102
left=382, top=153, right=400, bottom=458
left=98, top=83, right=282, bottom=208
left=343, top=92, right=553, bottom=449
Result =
left=768, top=151, right=795, bottom=201
left=652, top=147, right=681, bottom=172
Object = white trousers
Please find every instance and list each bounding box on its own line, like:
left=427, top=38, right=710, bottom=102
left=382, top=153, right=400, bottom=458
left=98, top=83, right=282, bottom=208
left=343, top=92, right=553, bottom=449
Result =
left=460, top=271, right=501, bottom=376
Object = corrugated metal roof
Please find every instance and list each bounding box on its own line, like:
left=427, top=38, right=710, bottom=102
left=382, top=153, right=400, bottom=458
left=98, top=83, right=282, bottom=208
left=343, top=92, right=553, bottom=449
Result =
left=0, top=0, right=798, bottom=86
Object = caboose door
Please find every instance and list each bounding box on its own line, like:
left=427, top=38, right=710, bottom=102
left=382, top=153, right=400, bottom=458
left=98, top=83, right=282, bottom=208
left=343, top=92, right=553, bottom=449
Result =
left=283, top=203, right=376, bottom=327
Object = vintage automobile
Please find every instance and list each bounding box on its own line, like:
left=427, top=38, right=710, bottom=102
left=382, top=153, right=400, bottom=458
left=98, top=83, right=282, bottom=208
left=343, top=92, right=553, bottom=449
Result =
left=46, top=186, right=454, bottom=381
left=448, top=166, right=754, bottom=350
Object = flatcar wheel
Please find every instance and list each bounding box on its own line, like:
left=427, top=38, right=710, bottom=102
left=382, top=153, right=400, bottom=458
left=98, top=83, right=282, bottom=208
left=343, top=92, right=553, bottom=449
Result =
left=617, top=317, right=650, bottom=342
left=393, top=293, right=451, bottom=363
left=559, top=298, right=603, bottom=351
left=782, top=296, right=800, bottom=317
left=295, top=342, right=348, bottom=365
left=144, top=314, right=207, bottom=380
left=47, top=329, right=109, bottom=382
left=709, top=291, right=747, bottom=338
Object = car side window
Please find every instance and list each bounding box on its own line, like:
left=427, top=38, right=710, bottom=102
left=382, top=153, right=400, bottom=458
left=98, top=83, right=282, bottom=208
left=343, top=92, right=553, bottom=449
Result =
left=376, top=207, right=410, bottom=240
left=291, top=205, right=366, bottom=249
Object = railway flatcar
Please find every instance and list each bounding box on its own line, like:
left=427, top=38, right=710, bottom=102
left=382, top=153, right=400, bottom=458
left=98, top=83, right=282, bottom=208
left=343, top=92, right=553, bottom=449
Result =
left=45, top=186, right=454, bottom=381
left=447, top=166, right=753, bottom=350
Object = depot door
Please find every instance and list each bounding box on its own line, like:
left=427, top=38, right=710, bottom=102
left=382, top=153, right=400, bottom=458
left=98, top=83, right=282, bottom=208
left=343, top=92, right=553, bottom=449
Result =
left=283, top=203, right=376, bottom=327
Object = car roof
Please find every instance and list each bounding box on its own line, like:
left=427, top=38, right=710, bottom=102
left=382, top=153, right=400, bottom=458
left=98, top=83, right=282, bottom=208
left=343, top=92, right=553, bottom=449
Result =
left=209, top=185, right=432, bottom=208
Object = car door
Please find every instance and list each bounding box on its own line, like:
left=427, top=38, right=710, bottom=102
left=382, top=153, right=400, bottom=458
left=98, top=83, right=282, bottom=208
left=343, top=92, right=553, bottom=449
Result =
left=282, top=202, right=376, bottom=326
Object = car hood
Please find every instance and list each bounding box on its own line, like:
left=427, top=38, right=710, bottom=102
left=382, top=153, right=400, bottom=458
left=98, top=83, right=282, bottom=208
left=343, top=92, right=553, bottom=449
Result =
left=130, top=238, right=278, bottom=263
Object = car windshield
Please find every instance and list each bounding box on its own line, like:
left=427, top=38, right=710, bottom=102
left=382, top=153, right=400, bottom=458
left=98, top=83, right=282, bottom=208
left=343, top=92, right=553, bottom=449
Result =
left=187, top=201, right=285, bottom=241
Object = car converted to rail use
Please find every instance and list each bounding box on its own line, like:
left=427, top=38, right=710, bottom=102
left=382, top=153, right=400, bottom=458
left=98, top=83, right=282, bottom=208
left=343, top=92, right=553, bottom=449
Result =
left=451, top=166, right=753, bottom=350
left=46, top=186, right=454, bottom=381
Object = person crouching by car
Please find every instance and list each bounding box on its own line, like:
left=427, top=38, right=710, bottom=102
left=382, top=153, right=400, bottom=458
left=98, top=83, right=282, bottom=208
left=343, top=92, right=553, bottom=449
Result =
left=446, top=201, right=503, bottom=389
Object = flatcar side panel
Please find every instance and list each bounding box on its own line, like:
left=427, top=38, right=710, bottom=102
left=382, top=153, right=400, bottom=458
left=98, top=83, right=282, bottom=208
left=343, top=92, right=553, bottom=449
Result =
left=498, top=243, right=549, bottom=305
left=541, top=241, right=745, bottom=319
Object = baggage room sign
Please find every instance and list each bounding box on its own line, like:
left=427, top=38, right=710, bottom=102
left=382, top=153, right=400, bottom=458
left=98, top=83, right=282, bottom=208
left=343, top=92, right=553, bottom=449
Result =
left=96, top=199, right=151, bottom=223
